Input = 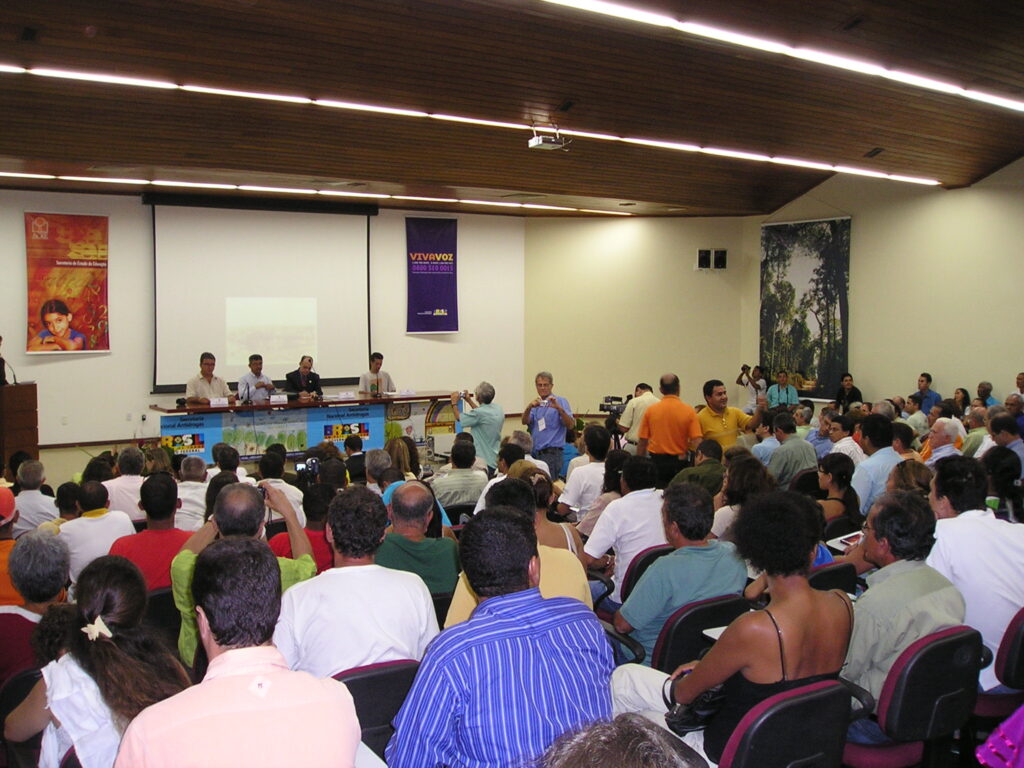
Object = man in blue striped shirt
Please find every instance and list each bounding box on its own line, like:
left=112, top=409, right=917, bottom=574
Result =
left=386, top=506, right=614, bottom=768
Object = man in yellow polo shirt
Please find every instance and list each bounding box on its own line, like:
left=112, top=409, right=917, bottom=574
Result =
left=637, top=374, right=702, bottom=488
left=698, top=378, right=766, bottom=449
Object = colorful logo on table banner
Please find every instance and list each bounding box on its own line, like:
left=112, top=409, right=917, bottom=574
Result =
left=325, top=422, right=370, bottom=440
left=406, top=217, right=458, bottom=333
left=161, top=433, right=205, bottom=453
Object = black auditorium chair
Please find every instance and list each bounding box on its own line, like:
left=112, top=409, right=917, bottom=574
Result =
left=334, top=660, right=420, bottom=760
left=650, top=594, right=751, bottom=673
left=842, top=626, right=984, bottom=768
left=718, top=679, right=852, bottom=768
left=808, top=561, right=858, bottom=595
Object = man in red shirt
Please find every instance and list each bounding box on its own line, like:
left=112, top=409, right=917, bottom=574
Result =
left=109, top=472, right=190, bottom=590
left=637, top=373, right=703, bottom=488
left=269, top=483, right=334, bottom=573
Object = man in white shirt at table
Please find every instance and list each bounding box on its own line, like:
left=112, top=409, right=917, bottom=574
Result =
left=359, top=351, right=396, bottom=396
left=237, top=353, right=275, bottom=404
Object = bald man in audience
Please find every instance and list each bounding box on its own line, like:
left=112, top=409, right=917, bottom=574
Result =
left=171, top=482, right=314, bottom=667
left=637, top=374, right=702, bottom=488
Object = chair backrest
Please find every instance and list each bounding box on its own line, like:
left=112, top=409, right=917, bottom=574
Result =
left=264, top=519, right=287, bottom=539
left=995, top=606, right=1024, bottom=689
left=651, top=595, right=750, bottom=672
left=143, top=587, right=181, bottom=652
left=876, top=625, right=982, bottom=742
left=823, top=515, right=859, bottom=540
left=334, top=660, right=420, bottom=759
left=808, top=562, right=857, bottom=594
left=719, top=680, right=850, bottom=768
left=432, top=592, right=453, bottom=630
left=443, top=503, right=477, bottom=524
left=620, top=545, right=673, bottom=602
left=789, top=468, right=824, bottom=498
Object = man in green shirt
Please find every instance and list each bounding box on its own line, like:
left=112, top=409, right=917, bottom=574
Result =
left=669, top=439, right=725, bottom=497
left=767, top=412, right=817, bottom=488
left=171, top=481, right=315, bottom=667
left=961, top=409, right=988, bottom=458
left=376, top=481, right=459, bottom=594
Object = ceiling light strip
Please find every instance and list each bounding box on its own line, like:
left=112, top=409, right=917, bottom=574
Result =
left=541, top=0, right=1024, bottom=114
left=0, top=171, right=57, bottom=179
left=57, top=175, right=150, bottom=184
left=0, top=63, right=941, bottom=185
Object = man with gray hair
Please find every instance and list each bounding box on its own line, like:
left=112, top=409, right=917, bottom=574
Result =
left=2, top=530, right=69, bottom=687
left=171, top=481, right=314, bottom=667
left=872, top=400, right=896, bottom=421
left=807, top=407, right=837, bottom=460
left=924, top=418, right=962, bottom=467
left=522, top=371, right=574, bottom=478
left=1006, top=392, right=1024, bottom=435
left=977, top=381, right=998, bottom=407
left=13, top=460, right=56, bottom=537
left=509, top=430, right=550, bottom=475
left=103, top=445, right=147, bottom=521
left=364, top=449, right=391, bottom=495
left=451, top=381, right=504, bottom=474
left=176, top=455, right=209, bottom=531
left=962, top=409, right=989, bottom=458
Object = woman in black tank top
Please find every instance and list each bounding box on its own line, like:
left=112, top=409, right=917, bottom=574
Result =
left=668, top=491, right=854, bottom=763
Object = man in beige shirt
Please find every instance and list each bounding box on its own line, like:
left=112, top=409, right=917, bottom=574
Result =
left=185, top=352, right=235, bottom=406
left=617, top=383, right=658, bottom=453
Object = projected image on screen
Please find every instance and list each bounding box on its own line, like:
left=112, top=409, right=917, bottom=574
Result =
left=152, top=205, right=369, bottom=389
left=226, top=298, right=317, bottom=367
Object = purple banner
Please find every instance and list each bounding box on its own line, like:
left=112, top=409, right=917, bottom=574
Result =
left=406, top=217, right=458, bottom=333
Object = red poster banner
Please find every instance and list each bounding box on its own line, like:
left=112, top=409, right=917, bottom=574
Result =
left=24, top=212, right=110, bottom=353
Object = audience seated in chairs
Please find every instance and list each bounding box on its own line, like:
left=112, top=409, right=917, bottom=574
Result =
left=611, top=490, right=854, bottom=766
left=375, top=481, right=459, bottom=594
left=0, top=530, right=68, bottom=689
left=116, top=537, right=362, bottom=768
left=108, top=472, right=191, bottom=591
left=273, top=485, right=437, bottom=677
left=4, top=556, right=189, bottom=767
left=267, top=483, right=335, bottom=574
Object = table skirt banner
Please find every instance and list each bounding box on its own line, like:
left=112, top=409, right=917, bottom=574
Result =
left=406, top=217, right=458, bottom=333
left=25, top=212, right=110, bottom=353
left=160, top=403, right=388, bottom=462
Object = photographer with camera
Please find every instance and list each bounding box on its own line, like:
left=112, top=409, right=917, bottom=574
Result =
left=617, top=383, right=658, bottom=455
left=736, top=364, right=767, bottom=415
left=522, top=372, right=575, bottom=479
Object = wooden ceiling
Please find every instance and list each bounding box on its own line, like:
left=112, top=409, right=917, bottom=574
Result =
left=0, top=0, right=1022, bottom=216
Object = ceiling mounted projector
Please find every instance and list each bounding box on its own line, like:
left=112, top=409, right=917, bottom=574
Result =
left=528, top=134, right=569, bottom=150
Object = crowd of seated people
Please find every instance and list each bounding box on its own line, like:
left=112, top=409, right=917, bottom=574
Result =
left=0, top=366, right=1021, bottom=766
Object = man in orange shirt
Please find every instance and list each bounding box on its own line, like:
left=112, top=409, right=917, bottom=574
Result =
left=637, top=374, right=703, bottom=488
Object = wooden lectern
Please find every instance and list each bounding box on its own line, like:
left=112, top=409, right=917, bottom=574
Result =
left=0, top=383, right=39, bottom=466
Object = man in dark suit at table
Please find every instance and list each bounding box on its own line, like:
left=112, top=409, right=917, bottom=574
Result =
left=285, top=355, right=322, bottom=398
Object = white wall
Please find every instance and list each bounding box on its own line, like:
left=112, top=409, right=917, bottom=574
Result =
left=524, top=216, right=752, bottom=413
left=2, top=192, right=526, bottom=447
left=369, top=210, right=525, bottom=409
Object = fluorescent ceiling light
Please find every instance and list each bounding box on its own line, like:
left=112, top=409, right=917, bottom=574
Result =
left=317, top=189, right=391, bottom=199
left=391, top=195, right=460, bottom=203
left=579, top=208, right=633, bottom=215
left=431, top=114, right=532, bottom=130
left=237, top=185, right=316, bottom=194
left=541, top=0, right=1024, bottom=114
left=315, top=99, right=428, bottom=117
left=458, top=199, right=524, bottom=207
left=181, top=85, right=311, bottom=104
left=885, top=174, right=940, bottom=186
left=30, top=68, right=177, bottom=89
left=833, top=165, right=889, bottom=179
left=622, top=137, right=701, bottom=152
left=557, top=128, right=622, bottom=141
left=769, top=157, right=835, bottom=172
left=544, top=0, right=676, bottom=28
left=58, top=175, right=150, bottom=184
left=151, top=180, right=238, bottom=189
left=700, top=147, right=771, bottom=162
left=0, top=171, right=57, bottom=179
left=0, top=64, right=27, bottom=74
left=522, top=203, right=578, bottom=211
